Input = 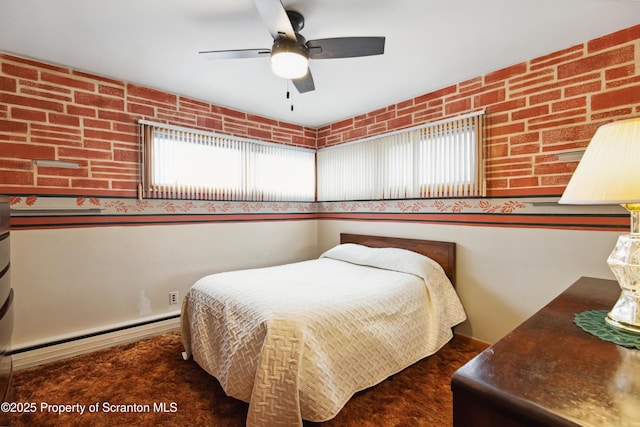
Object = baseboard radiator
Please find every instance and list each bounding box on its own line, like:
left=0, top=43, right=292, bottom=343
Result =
left=10, top=312, right=181, bottom=370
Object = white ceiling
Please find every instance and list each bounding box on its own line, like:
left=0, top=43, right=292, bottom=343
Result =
left=1, top=0, right=639, bottom=128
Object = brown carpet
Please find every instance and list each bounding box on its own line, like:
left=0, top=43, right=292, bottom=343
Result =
left=7, top=332, right=487, bottom=427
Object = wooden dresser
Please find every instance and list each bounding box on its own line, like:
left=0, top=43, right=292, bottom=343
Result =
left=0, top=196, right=13, bottom=403
left=451, top=277, right=640, bottom=427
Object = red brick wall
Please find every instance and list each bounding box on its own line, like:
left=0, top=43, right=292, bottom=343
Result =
left=0, top=54, right=316, bottom=197
left=317, top=24, right=640, bottom=198
left=2, top=24, right=639, bottom=201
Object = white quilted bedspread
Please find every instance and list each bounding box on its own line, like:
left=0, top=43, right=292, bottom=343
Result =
left=181, top=244, right=466, bottom=427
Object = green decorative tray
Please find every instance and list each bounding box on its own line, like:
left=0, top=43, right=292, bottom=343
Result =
left=574, top=310, right=640, bottom=350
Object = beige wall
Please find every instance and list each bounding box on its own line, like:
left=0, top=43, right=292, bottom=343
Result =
left=317, top=220, right=618, bottom=343
left=10, top=220, right=317, bottom=349
left=9, top=216, right=621, bottom=349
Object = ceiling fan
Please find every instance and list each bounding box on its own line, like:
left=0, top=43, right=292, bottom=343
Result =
left=199, top=0, right=385, bottom=94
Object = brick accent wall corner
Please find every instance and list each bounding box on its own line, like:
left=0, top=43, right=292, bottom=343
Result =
left=317, top=24, right=640, bottom=198
left=0, top=54, right=317, bottom=198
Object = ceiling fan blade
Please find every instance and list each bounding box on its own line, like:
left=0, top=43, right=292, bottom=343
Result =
left=199, top=48, right=271, bottom=60
left=292, top=71, right=315, bottom=93
left=307, top=37, right=385, bottom=59
left=254, top=0, right=297, bottom=42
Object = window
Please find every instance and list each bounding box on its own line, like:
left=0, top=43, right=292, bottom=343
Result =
left=317, top=111, right=484, bottom=201
left=140, top=121, right=315, bottom=202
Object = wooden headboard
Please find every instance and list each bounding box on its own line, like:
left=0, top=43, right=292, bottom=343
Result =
left=340, top=233, right=456, bottom=286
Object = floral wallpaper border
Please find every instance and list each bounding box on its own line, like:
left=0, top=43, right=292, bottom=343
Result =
left=318, top=199, right=529, bottom=214
left=7, top=195, right=628, bottom=231
left=8, top=196, right=316, bottom=215
left=8, top=195, right=625, bottom=216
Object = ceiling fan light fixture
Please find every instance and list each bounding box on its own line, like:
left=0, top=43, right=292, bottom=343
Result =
left=271, top=38, right=308, bottom=79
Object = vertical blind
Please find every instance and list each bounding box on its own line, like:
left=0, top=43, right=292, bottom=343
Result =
left=317, top=112, right=484, bottom=201
left=140, top=121, right=316, bottom=202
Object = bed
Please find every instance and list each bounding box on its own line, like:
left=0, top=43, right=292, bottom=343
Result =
left=181, top=233, right=466, bottom=427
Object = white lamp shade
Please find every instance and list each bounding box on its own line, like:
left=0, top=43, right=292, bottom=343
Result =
left=271, top=52, right=308, bottom=79
left=559, top=117, right=640, bottom=205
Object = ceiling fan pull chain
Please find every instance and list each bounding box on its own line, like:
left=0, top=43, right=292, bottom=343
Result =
left=286, top=81, right=294, bottom=111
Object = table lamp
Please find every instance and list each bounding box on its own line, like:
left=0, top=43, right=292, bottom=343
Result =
left=559, top=117, right=640, bottom=334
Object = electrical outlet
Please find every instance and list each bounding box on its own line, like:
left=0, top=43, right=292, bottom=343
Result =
left=169, top=291, right=179, bottom=305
